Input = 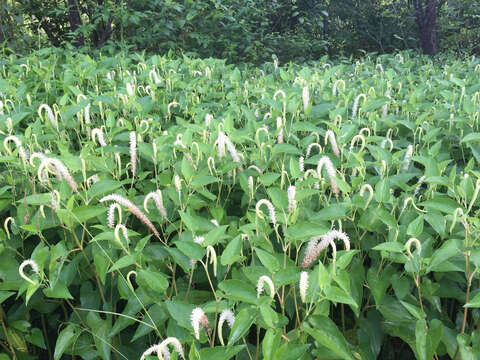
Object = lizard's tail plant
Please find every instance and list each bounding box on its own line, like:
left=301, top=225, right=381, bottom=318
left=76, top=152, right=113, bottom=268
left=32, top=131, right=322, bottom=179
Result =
left=306, top=143, right=322, bottom=159
left=114, top=224, right=130, bottom=254
left=19, top=259, right=40, bottom=285
left=129, top=131, right=137, bottom=177
left=100, top=194, right=161, bottom=240
left=140, top=344, right=165, bottom=360
left=402, top=144, right=413, bottom=171
left=352, top=93, right=366, bottom=118
left=317, top=156, right=339, bottom=197
left=205, top=246, right=217, bottom=277
left=349, top=134, right=366, bottom=153
left=287, top=185, right=297, bottom=214
left=402, top=197, right=426, bottom=214
left=144, top=190, right=168, bottom=219
left=255, top=199, right=276, bottom=227
left=107, top=203, right=122, bottom=228
left=38, top=104, right=57, bottom=130
left=156, top=337, right=184, bottom=360
left=299, top=156, right=305, bottom=173
left=3, top=135, right=27, bottom=163
left=359, top=183, right=374, bottom=209
left=324, top=130, right=340, bottom=157
left=302, top=86, right=309, bottom=112
left=91, top=128, right=107, bottom=147
left=218, top=309, right=235, bottom=346
left=299, top=271, right=309, bottom=303
left=276, top=117, right=283, bottom=144
left=467, top=178, right=480, bottom=215
left=38, top=157, right=78, bottom=192
left=257, top=275, right=275, bottom=299
left=191, top=307, right=210, bottom=340
left=332, top=79, right=345, bottom=97
left=301, top=230, right=350, bottom=268
left=380, top=138, right=394, bottom=151
left=4, top=217, right=14, bottom=239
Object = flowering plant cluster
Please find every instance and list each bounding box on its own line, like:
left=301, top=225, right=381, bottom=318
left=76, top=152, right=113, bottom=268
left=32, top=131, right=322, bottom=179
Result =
left=1, top=49, right=480, bottom=360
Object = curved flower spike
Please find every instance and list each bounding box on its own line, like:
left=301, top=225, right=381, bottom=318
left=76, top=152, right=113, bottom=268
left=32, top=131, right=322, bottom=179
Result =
left=92, top=128, right=107, bottom=147
left=405, top=237, right=422, bottom=257
left=129, top=132, right=137, bottom=177
left=190, top=308, right=210, bottom=340
left=349, top=134, right=366, bottom=153
left=255, top=199, right=276, bottom=226
left=257, top=275, right=275, bottom=299
left=107, top=203, right=122, bottom=228
left=287, top=185, right=296, bottom=214
left=352, top=94, right=366, bottom=118
left=157, top=337, right=184, bottom=360
left=306, top=143, right=322, bottom=159
left=301, top=229, right=349, bottom=268
left=38, top=104, right=57, bottom=129
left=317, top=156, right=339, bottom=197
left=380, top=138, right=394, bottom=151
left=273, top=89, right=286, bottom=101
left=402, top=144, right=413, bottom=171
left=4, top=217, right=15, bottom=239
left=206, top=246, right=217, bottom=277
left=100, top=194, right=161, bottom=239
left=19, top=259, right=39, bottom=285
left=276, top=117, right=283, bottom=144
left=302, top=86, right=309, bottom=111
left=144, top=190, right=168, bottom=219
left=38, top=157, right=78, bottom=192
left=359, top=184, right=374, bottom=208
left=324, top=130, right=340, bottom=157
left=3, top=135, right=26, bottom=161
left=114, top=224, right=129, bottom=248
left=299, top=271, right=309, bottom=303
left=450, top=208, right=465, bottom=234
left=218, top=309, right=235, bottom=346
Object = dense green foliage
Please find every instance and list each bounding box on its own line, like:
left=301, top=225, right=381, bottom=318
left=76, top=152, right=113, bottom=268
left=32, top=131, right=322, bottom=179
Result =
left=1, top=49, right=480, bottom=359
left=1, top=0, right=479, bottom=62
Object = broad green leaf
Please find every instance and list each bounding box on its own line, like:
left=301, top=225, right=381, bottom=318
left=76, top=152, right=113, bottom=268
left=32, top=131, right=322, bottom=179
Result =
left=303, top=316, right=355, bottom=360
left=255, top=248, right=280, bottom=273
left=219, top=279, right=257, bottom=304
left=54, top=324, right=76, bottom=360
left=228, top=307, right=255, bottom=345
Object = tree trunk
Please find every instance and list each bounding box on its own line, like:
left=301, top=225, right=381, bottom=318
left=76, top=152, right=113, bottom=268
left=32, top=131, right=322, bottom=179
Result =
left=414, top=0, right=438, bottom=55
left=67, top=0, right=84, bottom=47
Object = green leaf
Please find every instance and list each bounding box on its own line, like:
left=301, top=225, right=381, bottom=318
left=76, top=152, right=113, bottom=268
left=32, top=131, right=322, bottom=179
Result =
left=303, top=316, right=355, bottom=360
left=461, top=133, right=480, bottom=143
left=262, top=329, right=281, bottom=360
left=71, top=206, right=105, bottom=223
left=218, top=279, right=257, bottom=304
left=221, top=235, right=244, bottom=266
left=175, top=241, right=205, bottom=260
left=259, top=173, right=280, bottom=186
left=407, top=215, right=424, bottom=237
left=137, top=269, right=169, bottom=293
left=255, top=248, right=280, bottom=273
left=43, top=282, right=73, bottom=299
left=198, top=345, right=245, bottom=360
left=426, top=239, right=461, bottom=273
left=88, top=180, right=124, bottom=199
left=272, top=143, right=302, bottom=155
left=372, top=242, right=404, bottom=253
left=228, top=307, right=255, bottom=345
left=374, top=178, right=390, bottom=203
left=54, top=324, right=76, bottom=360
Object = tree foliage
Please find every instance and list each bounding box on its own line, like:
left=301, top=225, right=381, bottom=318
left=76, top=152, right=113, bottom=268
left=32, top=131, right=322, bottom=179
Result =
left=0, top=0, right=479, bottom=61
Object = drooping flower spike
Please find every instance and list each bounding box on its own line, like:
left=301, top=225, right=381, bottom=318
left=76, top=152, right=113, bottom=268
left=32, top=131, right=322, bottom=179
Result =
left=100, top=194, right=161, bottom=239
left=218, top=309, right=235, bottom=346
left=190, top=307, right=210, bottom=340
left=299, top=271, right=309, bottom=303
left=19, top=259, right=39, bottom=285
left=255, top=199, right=276, bottom=226
left=257, top=275, right=275, bottom=299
